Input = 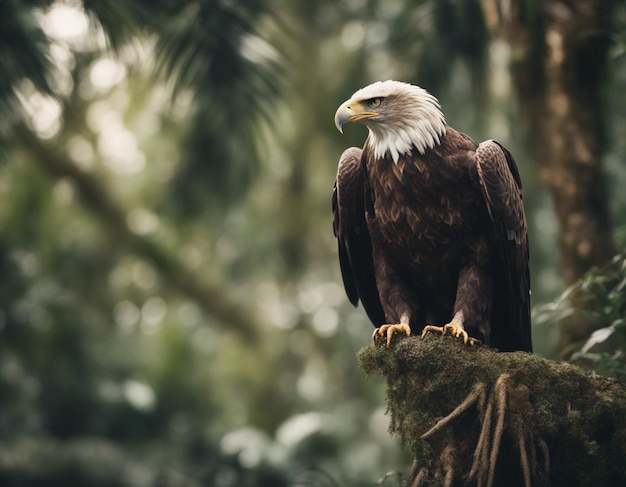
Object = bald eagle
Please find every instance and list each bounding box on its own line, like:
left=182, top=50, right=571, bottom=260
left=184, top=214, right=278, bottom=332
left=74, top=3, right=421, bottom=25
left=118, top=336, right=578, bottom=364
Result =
left=333, top=81, right=531, bottom=352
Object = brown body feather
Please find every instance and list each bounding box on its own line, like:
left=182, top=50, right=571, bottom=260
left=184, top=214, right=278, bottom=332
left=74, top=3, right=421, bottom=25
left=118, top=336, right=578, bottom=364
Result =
left=334, top=127, right=532, bottom=352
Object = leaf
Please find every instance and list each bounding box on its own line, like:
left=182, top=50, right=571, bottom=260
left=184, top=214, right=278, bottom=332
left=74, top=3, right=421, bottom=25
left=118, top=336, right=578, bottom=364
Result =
left=580, top=326, right=615, bottom=354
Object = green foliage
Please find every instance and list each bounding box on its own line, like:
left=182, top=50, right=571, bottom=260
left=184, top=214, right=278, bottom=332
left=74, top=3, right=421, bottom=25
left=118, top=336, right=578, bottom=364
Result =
left=389, top=0, right=490, bottom=97
left=150, top=0, right=285, bottom=210
left=0, top=0, right=55, bottom=143
left=534, top=253, right=626, bottom=380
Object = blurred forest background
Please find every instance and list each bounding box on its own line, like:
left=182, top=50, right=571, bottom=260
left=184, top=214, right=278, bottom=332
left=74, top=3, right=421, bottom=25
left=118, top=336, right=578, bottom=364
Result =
left=1, top=0, right=626, bottom=485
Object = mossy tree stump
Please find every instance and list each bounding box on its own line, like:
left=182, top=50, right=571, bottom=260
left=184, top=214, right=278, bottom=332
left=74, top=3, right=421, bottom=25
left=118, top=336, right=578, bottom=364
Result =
left=359, top=334, right=626, bottom=487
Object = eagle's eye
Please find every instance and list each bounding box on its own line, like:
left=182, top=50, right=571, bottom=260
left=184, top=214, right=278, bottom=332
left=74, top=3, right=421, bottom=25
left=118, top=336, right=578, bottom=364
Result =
left=367, top=97, right=382, bottom=108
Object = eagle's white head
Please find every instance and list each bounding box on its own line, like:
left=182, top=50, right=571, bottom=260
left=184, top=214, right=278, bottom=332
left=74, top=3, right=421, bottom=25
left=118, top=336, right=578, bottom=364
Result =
left=334, top=80, right=447, bottom=163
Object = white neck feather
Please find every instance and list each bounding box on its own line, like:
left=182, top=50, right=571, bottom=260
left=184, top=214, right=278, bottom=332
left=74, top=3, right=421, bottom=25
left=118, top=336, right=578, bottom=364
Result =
left=360, top=82, right=447, bottom=163
left=367, top=118, right=447, bottom=163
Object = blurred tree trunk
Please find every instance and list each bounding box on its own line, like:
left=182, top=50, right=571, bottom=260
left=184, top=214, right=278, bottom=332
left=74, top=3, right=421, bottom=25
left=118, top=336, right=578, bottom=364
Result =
left=482, top=0, right=617, bottom=355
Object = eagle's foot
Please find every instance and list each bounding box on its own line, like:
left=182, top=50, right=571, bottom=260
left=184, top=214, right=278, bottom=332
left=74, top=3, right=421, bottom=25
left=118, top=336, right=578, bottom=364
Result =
left=421, top=323, right=480, bottom=346
left=373, top=323, right=411, bottom=348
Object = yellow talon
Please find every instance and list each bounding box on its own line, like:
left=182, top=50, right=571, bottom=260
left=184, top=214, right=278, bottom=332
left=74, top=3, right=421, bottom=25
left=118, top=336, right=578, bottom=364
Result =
left=444, top=323, right=468, bottom=343
left=421, top=322, right=480, bottom=346
left=373, top=323, right=411, bottom=348
left=421, top=324, right=445, bottom=339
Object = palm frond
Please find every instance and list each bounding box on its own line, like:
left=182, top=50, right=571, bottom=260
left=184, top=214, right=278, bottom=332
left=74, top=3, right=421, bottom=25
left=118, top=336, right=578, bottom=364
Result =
left=154, top=0, right=282, bottom=116
left=81, top=0, right=171, bottom=50
left=85, top=0, right=285, bottom=208
left=389, top=0, right=489, bottom=93
left=152, top=0, right=285, bottom=209
left=0, top=0, right=55, bottom=115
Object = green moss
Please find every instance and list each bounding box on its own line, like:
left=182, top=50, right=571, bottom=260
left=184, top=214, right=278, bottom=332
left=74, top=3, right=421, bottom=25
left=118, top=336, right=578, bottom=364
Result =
left=359, top=334, right=626, bottom=486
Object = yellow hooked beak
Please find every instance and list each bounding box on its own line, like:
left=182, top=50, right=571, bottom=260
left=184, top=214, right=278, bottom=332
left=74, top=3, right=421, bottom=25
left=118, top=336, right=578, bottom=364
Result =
left=334, top=99, right=379, bottom=133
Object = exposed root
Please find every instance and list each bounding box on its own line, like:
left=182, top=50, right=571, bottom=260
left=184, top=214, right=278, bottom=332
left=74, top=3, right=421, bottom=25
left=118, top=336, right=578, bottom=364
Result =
left=486, top=374, right=508, bottom=487
left=442, top=444, right=455, bottom=487
left=421, top=382, right=486, bottom=440
left=516, top=421, right=531, bottom=487
left=411, top=468, right=428, bottom=487
left=411, top=373, right=550, bottom=487
left=469, top=391, right=492, bottom=482
left=412, top=445, right=457, bottom=487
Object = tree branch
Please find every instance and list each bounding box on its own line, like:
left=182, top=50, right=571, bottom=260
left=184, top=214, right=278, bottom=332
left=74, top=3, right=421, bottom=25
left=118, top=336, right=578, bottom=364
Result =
left=15, top=125, right=261, bottom=341
left=360, top=335, right=626, bottom=486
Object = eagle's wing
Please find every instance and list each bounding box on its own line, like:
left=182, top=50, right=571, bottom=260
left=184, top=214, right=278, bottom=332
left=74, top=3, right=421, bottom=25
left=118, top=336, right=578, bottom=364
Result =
left=332, top=147, right=386, bottom=326
left=474, top=140, right=532, bottom=352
